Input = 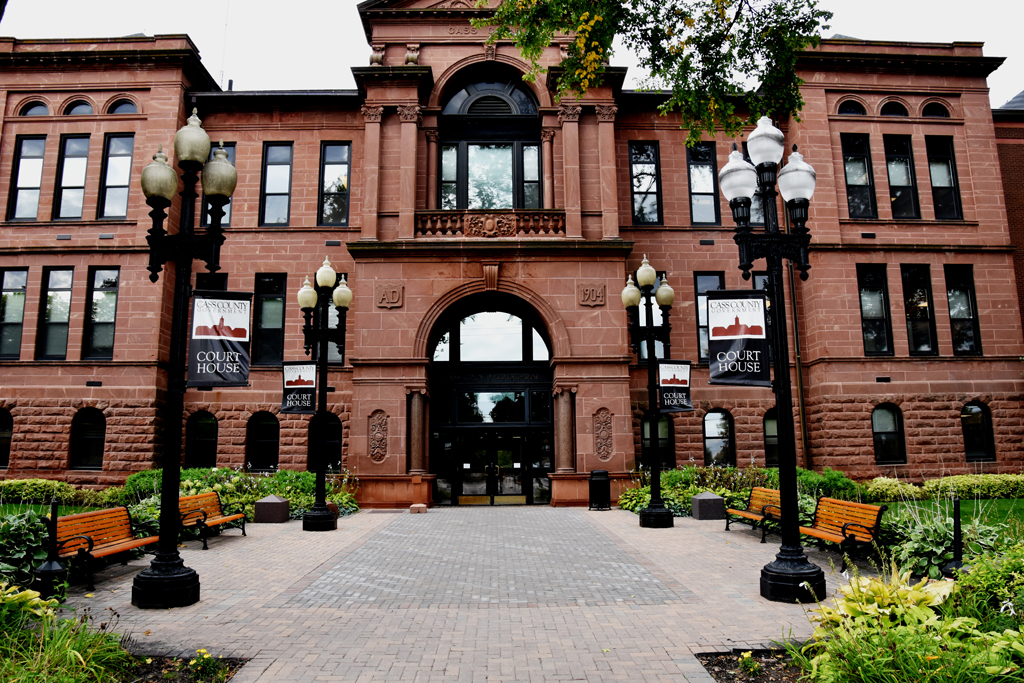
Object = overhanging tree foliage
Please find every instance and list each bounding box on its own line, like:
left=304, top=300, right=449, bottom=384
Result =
left=474, top=0, right=831, bottom=145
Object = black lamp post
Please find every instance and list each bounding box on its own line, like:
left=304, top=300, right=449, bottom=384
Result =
left=621, top=256, right=676, bottom=529
left=296, top=259, right=352, bottom=532
left=132, top=109, right=236, bottom=609
left=718, top=116, right=824, bottom=603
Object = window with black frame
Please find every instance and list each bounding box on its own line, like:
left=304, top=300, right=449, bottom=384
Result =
left=763, top=408, right=779, bottom=467
left=252, top=274, right=286, bottom=365
left=925, top=136, right=962, bottom=220
left=0, top=270, right=28, bottom=360
left=201, top=142, right=235, bottom=227
left=636, top=270, right=669, bottom=361
left=695, top=272, right=725, bottom=363
left=840, top=133, right=876, bottom=219
left=439, top=79, right=541, bottom=211
left=703, top=410, right=735, bottom=467
left=944, top=264, right=982, bottom=355
left=69, top=407, right=105, bottom=470
left=0, top=408, right=11, bottom=469
left=83, top=267, right=119, bottom=360
left=260, top=143, right=293, bottom=225
left=687, top=143, right=719, bottom=224
left=319, top=142, right=351, bottom=225
left=36, top=268, right=73, bottom=360
left=326, top=272, right=348, bottom=364
left=872, top=403, right=906, bottom=464
left=54, top=135, right=89, bottom=219
left=98, top=134, right=133, bottom=218
left=629, top=142, right=662, bottom=224
left=900, top=264, right=937, bottom=356
left=856, top=264, right=893, bottom=356
left=961, top=401, right=995, bottom=462
left=883, top=135, right=919, bottom=219
left=185, top=411, right=218, bottom=469
left=741, top=143, right=765, bottom=226
left=246, top=411, right=279, bottom=471
left=8, top=136, right=46, bottom=221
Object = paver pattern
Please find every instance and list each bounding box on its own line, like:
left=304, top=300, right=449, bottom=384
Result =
left=65, top=507, right=844, bottom=682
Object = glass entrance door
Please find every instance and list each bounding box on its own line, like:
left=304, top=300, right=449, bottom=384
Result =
left=457, top=431, right=526, bottom=505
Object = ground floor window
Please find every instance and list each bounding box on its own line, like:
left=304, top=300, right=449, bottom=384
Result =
left=308, top=412, right=342, bottom=472
left=703, top=410, right=734, bottom=467
left=962, top=401, right=995, bottom=462
left=69, top=407, right=105, bottom=470
left=247, top=411, right=280, bottom=471
left=872, top=403, right=906, bottom=465
left=0, top=408, right=11, bottom=468
left=185, top=410, right=218, bottom=469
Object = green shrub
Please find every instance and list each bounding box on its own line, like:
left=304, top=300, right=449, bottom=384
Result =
left=924, top=474, right=1024, bottom=500
left=0, top=479, right=77, bottom=504
left=865, top=476, right=926, bottom=502
left=121, top=469, right=163, bottom=503
left=99, top=485, right=127, bottom=507
left=70, top=488, right=106, bottom=508
left=0, top=510, right=48, bottom=587
left=951, top=543, right=1024, bottom=632
left=796, top=467, right=862, bottom=501
left=887, top=506, right=1004, bottom=579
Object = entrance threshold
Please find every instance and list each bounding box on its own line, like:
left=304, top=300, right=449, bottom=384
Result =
left=458, top=495, right=528, bottom=506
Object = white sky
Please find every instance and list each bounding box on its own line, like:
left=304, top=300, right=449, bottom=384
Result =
left=2, top=0, right=1021, bottom=108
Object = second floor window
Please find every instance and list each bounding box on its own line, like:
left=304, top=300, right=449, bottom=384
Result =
left=252, top=274, right=285, bottom=365
left=900, top=264, right=937, bottom=355
left=201, top=142, right=235, bottom=227
left=37, top=268, right=73, bottom=360
left=883, top=135, right=919, bottom=219
left=945, top=264, right=981, bottom=355
left=856, top=264, right=893, bottom=356
left=83, top=267, right=119, bottom=360
left=99, top=134, right=133, bottom=218
left=440, top=142, right=541, bottom=210
left=695, top=272, right=725, bottom=363
left=926, top=136, right=962, bottom=220
left=261, top=143, right=293, bottom=226
left=55, top=135, right=90, bottom=219
left=0, top=270, right=28, bottom=359
left=840, top=133, right=876, bottom=219
left=636, top=270, right=668, bottom=361
left=687, top=143, right=719, bottom=224
left=9, top=136, right=45, bottom=220
left=629, top=142, right=662, bottom=224
left=319, top=143, right=351, bottom=225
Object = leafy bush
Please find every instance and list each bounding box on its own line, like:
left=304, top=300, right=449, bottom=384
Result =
left=924, top=474, right=1024, bottom=500
left=120, top=469, right=164, bottom=503
left=796, top=467, right=862, bottom=501
left=128, top=495, right=161, bottom=537
left=951, top=543, right=1024, bottom=632
left=0, top=510, right=48, bottom=587
left=0, top=479, right=77, bottom=504
left=885, top=505, right=1004, bottom=579
left=864, top=476, right=926, bottom=502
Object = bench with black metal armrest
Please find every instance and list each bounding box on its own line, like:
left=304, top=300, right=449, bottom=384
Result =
left=799, top=497, right=887, bottom=571
left=725, top=486, right=782, bottom=543
left=55, top=507, right=159, bottom=591
left=179, top=491, right=246, bottom=550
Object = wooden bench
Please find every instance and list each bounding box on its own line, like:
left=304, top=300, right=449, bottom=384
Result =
left=725, top=487, right=781, bottom=542
left=56, top=507, right=158, bottom=591
left=800, top=497, right=887, bottom=571
left=179, top=492, right=246, bottom=550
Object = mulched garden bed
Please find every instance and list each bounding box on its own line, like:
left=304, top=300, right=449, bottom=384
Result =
left=122, top=655, right=247, bottom=682
left=697, top=650, right=804, bottom=683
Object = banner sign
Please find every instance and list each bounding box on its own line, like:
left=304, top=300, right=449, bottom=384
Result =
left=658, top=361, right=694, bottom=413
left=281, top=361, right=317, bottom=414
left=187, top=291, right=252, bottom=388
left=706, top=290, right=772, bottom=387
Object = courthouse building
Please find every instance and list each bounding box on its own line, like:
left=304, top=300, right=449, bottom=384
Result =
left=0, top=0, right=1022, bottom=507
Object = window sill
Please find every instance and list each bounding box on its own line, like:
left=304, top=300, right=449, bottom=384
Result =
left=838, top=218, right=978, bottom=227
left=2, top=219, right=137, bottom=228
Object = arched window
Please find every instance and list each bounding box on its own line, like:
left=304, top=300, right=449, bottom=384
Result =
left=432, top=310, right=550, bottom=363
left=185, top=411, right=218, bottom=468
left=20, top=102, right=49, bottom=116
left=308, top=412, right=343, bottom=472
left=880, top=101, right=909, bottom=117
left=838, top=100, right=866, bottom=115
left=641, top=414, right=674, bottom=469
left=64, top=101, right=94, bottom=115
left=69, top=407, right=105, bottom=470
left=108, top=100, right=137, bottom=114
left=246, top=412, right=280, bottom=471
left=961, top=401, right=996, bottom=462
left=872, top=403, right=906, bottom=465
left=0, top=408, right=12, bottom=468
left=763, top=408, right=779, bottom=467
left=703, top=410, right=735, bottom=467
left=922, top=102, right=950, bottom=118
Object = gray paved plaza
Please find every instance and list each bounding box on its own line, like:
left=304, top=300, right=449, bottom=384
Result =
left=66, top=507, right=844, bottom=682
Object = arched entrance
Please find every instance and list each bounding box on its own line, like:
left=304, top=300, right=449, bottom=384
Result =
left=428, top=293, right=554, bottom=505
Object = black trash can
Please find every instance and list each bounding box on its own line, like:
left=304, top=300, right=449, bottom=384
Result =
left=589, top=469, right=611, bottom=510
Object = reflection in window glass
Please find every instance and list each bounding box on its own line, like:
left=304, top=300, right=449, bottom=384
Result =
left=100, top=135, right=133, bottom=218
left=57, top=136, right=90, bottom=219
left=21, top=103, right=48, bottom=116
left=688, top=143, right=718, bottom=224
left=872, top=404, right=906, bottom=464
left=0, top=270, right=27, bottom=359
left=65, top=101, right=93, bottom=115
left=703, top=411, right=734, bottom=466
left=530, top=390, right=551, bottom=423
left=39, top=269, right=73, bottom=360
left=763, top=409, right=778, bottom=467
left=458, top=391, right=525, bottom=423
left=961, top=402, right=995, bottom=462
left=467, top=144, right=513, bottom=209
left=10, top=137, right=45, bottom=220
left=84, top=268, right=119, bottom=359
left=532, top=327, right=549, bottom=361
left=433, top=331, right=450, bottom=361
left=629, top=142, right=661, bottom=224
left=945, top=264, right=981, bottom=355
left=320, top=143, right=350, bottom=225
left=440, top=145, right=458, bottom=210
left=261, top=143, right=292, bottom=225
left=857, top=264, right=892, bottom=355
left=460, top=312, right=522, bottom=361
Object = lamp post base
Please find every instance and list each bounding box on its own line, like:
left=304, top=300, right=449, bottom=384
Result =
left=302, top=506, right=337, bottom=532
left=760, top=546, right=826, bottom=603
left=131, top=556, right=200, bottom=609
left=33, top=560, right=68, bottom=601
left=638, top=506, right=674, bottom=528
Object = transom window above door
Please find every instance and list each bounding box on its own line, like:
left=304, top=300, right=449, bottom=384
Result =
left=432, top=310, right=550, bottom=363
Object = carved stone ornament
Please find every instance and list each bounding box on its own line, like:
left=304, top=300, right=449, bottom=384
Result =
left=425, top=129, right=440, bottom=143
left=541, top=128, right=556, bottom=143
left=578, top=283, right=606, bottom=307
left=398, top=105, right=421, bottom=124
left=466, top=213, right=516, bottom=238
left=558, top=105, right=581, bottom=125
left=374, top=283, right=404, bottom=309
left=594, top=408, right=613, bottom=462
left=369, top=410, right=388, bottom=463
left=370, top=44, right=385, bottom=66
left=361, top=105, right=384, bottom=123
left=483, top=263, right=499, bottom=290
left=405, top=44, right=420, bottom=65
left=595, top=105, right=618, bottom=122
left=484, top=44, right=496, bottom=61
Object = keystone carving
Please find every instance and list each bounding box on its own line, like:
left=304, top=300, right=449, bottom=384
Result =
left=466, top=213, right=516, bottom=238
left=398, top=105, right=421, bottom=124
left=594, top=408, right=613, bottom=462
left=483, top=263, right=499, bottom=290
left=369, top=410, right=388, bottom=463
left=595, top=105, right=618, bottom=122
left=558, top=104, right=581, bottom=125
left=484, top=44, right=496, bottom=61
left=361, top=105, right=383, bottom=123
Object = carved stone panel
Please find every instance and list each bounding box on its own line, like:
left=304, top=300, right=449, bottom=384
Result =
left=374, top=283, right=404, bottom=309
left=578, top=283, right=606, bottom=307
left=369, top=410, right=388, bottom=463
left=466, top=213, right=516, bottom=238
left=594, top=408, right=613, bottom=462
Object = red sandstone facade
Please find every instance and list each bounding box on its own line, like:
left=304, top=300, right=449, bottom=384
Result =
left=0, top=1, right=1021, bottom=506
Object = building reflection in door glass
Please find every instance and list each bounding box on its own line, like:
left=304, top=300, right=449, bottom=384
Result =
left=458, top=391, right=525, bottom=422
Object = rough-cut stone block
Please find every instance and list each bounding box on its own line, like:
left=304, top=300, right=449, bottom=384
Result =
left=410, top=503, right=427, bottom=514
left=691, top=492, right=725, bottom=520
left=254, top=495, right=289, bottom=523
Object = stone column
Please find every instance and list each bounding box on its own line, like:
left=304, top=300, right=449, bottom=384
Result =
left=398, top=105, right=421, bottom=240
left=425, top=130, right=439, bottom=210
left=360, top=104, right=384, bottom=240
left=558, top=105, right=582, bottom=238
left=555, top=388, right=575, bottom=473
left=596, top=105, right=619, bottom=240
left=541, top=128, right=555, bottom=210
left=408, top=389, right=425, bottom=474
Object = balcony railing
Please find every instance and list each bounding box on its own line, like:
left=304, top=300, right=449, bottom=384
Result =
left=415, top=210, right=566, bottom=238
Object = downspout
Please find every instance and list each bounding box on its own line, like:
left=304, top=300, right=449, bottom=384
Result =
left=783, top=207, right=812, bottom=469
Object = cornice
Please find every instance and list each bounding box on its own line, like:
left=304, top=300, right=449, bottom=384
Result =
left=346, top=239, right=635, bottom=260
left=796, top=51, right=1004, bottom=78
left=0, top=48, right=218, bottom=91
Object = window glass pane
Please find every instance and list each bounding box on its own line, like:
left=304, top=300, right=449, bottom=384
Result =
left=49, top=270, right=73, bottom=289
left=322, top=193, right=348, bottom=225
left=90, top=323, right=114, bottom=352
left=59, top=189, right=84, bottom=218
left=432, top=331, right=449, bottom=361
left=859, top=289, right=885, bottom=318
left=103, top=188, right=128, bottom=217
left=523, top=145, right=539, bottom=182
left=458, top=391, right=525, bottom=423
left=322, top=163, right=347, bottom=193
left=46, top=290, right=71, bottom=322
left=0, top=327, right=20, bottom=356
left=90, top=291, right=117, bottom=323
left=265, top=165, right=290, bottom=193
left=266, top=145, right=291, bottom=163
left=14, top=191, right=39, bottom=219
left=532, top=327, right=549, bottom=361
left=929, top=160, right=953, bottom=188
left=691, top=195, right=716, bottom=223
left=67, top=103, right=93, bottom=115
left=108, top=137, right=133, bottom=155
left=260, top=299, right=284, bottom=329
left=764, top=416, right=777, bottom=437
left=530, top=390, right=551, bottom=422
left=632, top=195, right=658, bottom=223
left=441, top=145, right=458, bottom=182
left=460, top=312, right=522, bottom=362
left=689, top=165, right=715, bottom=193
left=324, top=145, right=349, bottom=163
left=111, top=101, right=137, bottom=114
left=19, top=158, right=43, bottom=187
left=887, top=159, right=911, bottom=186
left=467, top=144, right=513, bottom=210
left=440, top=183, right=457, bottom=210
left=44, top=325, right=68, bottom=356
left=104, top=156, right=131, bottom=186
left=862, top=319, right=890, bottom=354
left=947, top=290, right=972, bottom=318
left=1, top=292, right=25, bottom=323
left=22, top=139, right=45, bottom=156
left=844, top=158, right=869, bottom=186
left=632, top=164, right=658, bottom=193
left=523, top=183, right=540, bottom=209
left=872, top=407, right=896, bottom=432
left=65, top=137, right=89, bottom=156
left=94, top=270, right=118, bottom=289
left=263, top=196, right=289, bottom=224
left=951, top=319, right=976, bottom=352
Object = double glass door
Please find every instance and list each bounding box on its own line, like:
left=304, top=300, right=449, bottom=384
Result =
left=458, top=431, right=526, bottom=505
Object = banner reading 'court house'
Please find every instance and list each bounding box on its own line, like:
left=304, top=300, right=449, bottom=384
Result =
left=187, top=291, right=252, bottom=388
left=281, top=361, right=317, bottom=414
left=706, top=290, right=772, bottom=387
left=658, top=361, right=694, bottom=413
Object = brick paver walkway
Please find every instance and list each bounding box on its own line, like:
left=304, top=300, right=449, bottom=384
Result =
left=66, top=508, right=843, bottom=682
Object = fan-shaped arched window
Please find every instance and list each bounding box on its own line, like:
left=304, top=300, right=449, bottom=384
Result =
left=0, top=408, right=12, bottom=468
left=185, top=411, right=218, bottom=468
left=246, top=411, right=279, bottom=471
left=703, top=410, right=735, bottom=467
left=961, top=401, right=995, bottom=462
left=108, top=100, right=137, bottom=114
left=69, top=407, right=105, bottom=470
left=872, top=403, right=906, bottom=464
left=432, top=310, right=549, bottom=363
left=20, top=102, right=49, bottom=116
left=838, top=100, right=866, bottom=115
left=64, top=101, right=94, bottom=116
left=763, top=408, right=779, bottom=467
left=923, top=102, right=950, bottom=118
left=880, top=101, right=909, bottom=117
left=308, top=412, right=343, bottom=472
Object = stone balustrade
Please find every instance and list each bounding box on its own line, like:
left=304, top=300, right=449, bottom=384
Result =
left=415, top=210, right=566, bottom=238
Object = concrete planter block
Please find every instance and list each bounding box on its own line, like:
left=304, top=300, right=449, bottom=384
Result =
left=254, top=494, right=289, bottom=523
left=691, top=492, right=726, bottom=520
left=410, top=504, right=427, bottom=514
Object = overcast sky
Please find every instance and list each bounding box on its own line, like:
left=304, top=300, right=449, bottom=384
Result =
left=2, top=0, right=1020, bottom=108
